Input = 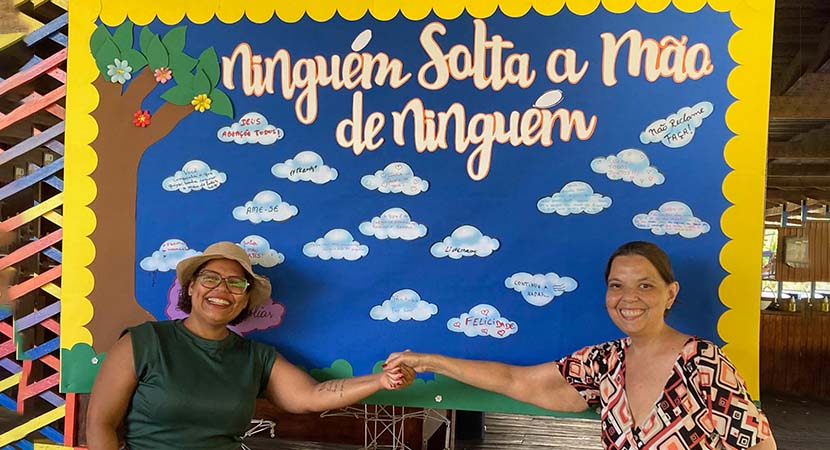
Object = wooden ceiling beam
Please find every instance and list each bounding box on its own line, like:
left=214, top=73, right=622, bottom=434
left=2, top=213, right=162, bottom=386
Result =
left=766, top=188, right=830, bottom=203
left=767, top=177, right=830, bottom=187
left=770, top=96, right=830, bottom=120
left=786, top=73, right=830, bottom=96
left=775, top=0, right=830, bottom=11
left=765, top=211, right=830, bottom=219
left=774, top=50, right=815, bottom=95
left=773, top=19, right=830, bottom=95
left=768, top=128, right=830, bottom=161
left=766, top=189, right=811, bottom=204
left=768, top=163, right=830, bottom=177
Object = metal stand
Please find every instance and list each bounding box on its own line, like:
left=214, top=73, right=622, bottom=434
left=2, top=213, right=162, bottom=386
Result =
left=321, top=405, right=453, bottom=450
left=240, top=418, right=277, bottom=450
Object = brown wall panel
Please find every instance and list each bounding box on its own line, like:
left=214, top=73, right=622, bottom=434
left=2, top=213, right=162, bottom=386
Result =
left=775, top=221, right=830, bottom=282
left=760, top=308, right=830, bottom=399
left=252, top=400, right=425, bottom=448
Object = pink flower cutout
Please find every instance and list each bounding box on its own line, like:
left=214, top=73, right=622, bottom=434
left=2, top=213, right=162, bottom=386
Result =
left=154, top=67, right=172, bottom=84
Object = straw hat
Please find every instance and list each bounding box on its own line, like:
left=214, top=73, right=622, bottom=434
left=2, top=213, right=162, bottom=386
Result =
left=176, top=241, right=271, bottom=307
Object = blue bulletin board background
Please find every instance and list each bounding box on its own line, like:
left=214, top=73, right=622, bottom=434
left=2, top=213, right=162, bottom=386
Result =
left=63, top=0, right=774, bottom=413
left=137, top=6, right=730, bottom=383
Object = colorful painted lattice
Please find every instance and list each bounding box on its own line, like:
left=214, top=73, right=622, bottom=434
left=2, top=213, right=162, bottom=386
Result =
left=0, top=1, right=76, bottom=448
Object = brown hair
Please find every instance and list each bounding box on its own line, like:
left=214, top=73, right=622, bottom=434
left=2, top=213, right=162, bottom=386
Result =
left=605, top=241, right=676, bottom=284
left=177, top=261, right=254, bottom=326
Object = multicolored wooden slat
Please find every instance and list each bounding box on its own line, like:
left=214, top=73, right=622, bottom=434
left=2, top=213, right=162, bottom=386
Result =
left=0, top=1, right=69, bottom=447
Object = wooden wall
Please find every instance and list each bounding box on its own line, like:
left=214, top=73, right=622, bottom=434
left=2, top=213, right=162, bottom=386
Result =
left=253, top=400, right=427, bottom=449
left=775, top=221, right=830, bottom=282
left=760, top=307, right=830, bottom=399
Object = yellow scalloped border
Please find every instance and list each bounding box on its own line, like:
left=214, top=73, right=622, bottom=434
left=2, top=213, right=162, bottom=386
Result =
left=64, top=0, right=774, bottom=396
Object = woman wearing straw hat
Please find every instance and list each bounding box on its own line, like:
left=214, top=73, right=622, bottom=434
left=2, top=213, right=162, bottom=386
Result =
left=87, top=241, right=414, bottom=450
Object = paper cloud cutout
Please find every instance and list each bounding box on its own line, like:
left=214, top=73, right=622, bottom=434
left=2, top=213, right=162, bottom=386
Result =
left=303, top=229, right=369, bottom=261
left=217, top=112, right=284, bottom=145
left=537, top=181, right=612, bottom=216
left=232, top=190, right=298, bottom=224
left=505, top=272, right=578, bottom=307
left=370, top=289, right=438, bottom=322
left=165, top=280, right=285, bottom=334
left=633, top=201, right=710, bottom=238
left=140, top=239, right=200, bottom=272
left=352, top=29, right=372, bottom=52
left=359, top=208, right=427, bottom=240
left=590, top=149, right=665, bottom=188
left=271, top=150, right=338, bottom=184
left=447, top=304, right=517, bottom=339
left=361, top=162, right=429, bottom=196
left=162, top=160, right=227, bottom=193
left=639, top=101, right=713, bottom=148
left=238, top=235, right=284, bottom=267
left=533, top=89, right=564, bottom=108
left=430, top=225, right=499, bottom=259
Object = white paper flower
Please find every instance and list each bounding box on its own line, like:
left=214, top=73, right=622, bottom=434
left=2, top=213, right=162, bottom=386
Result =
left=106, top=58, right=132, bottom=84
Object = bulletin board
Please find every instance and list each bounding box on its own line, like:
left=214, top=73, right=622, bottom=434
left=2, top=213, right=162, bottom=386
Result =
left=62, top=0, right=774, bottom=414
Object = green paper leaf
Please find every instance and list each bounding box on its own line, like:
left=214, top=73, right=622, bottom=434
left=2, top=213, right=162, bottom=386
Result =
left=170, top=51, right=197, bottom=73
left=162, top=26, right=187, bottom=55
left=139, top=27, right=155, bottom=55
left=169, top=52, right=198, bottom=88
left=146, top=35, right=169, bottom=70
left=193, top=69, right=211, bottom=96
left=161, top=84, right=195, bottom=106
left=209, top=89, right=233, bottom=118
left=171, top=70, right=194, bottom=92
left=168, top=49, right=197, bottom=89
left=94, top=37, right=121, bottom=80
left=123, top=48, right=147, bottom=73
left=196, top=47, right=220, bottom=88
left=60, top=344, right=105, bottom=393
left=90, top=25, right=113, bottom=54
left=173, top=73, right=195, bottom=92
left=112, top=21, right=134, bottom=54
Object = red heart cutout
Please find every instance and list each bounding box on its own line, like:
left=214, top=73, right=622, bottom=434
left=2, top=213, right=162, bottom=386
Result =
left=482, top=328, right=489, bottom=334
left=480, top=309, right=489, bottom=315
left=497, top=330, right=506, bottom=336
left=453, top=321, right=460, bottom=328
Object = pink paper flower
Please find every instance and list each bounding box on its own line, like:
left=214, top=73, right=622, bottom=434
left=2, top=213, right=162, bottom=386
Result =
left=153, top=67, right=172, bottom=84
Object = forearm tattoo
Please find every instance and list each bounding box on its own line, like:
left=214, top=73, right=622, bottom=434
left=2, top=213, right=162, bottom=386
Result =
left=317, top=379, right=345, bottom=398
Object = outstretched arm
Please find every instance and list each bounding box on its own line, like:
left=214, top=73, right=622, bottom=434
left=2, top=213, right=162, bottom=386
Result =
left=87, top=334, right=138, bottom=450
left=384, top=351, right=587, bottom=412
left=264, top=356, right=414, bottom=414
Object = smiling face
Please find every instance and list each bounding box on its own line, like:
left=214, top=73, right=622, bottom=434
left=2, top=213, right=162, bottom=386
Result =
left=605, top=254, right=679, bottom=338
left=187, top=258, right=251, bottom=330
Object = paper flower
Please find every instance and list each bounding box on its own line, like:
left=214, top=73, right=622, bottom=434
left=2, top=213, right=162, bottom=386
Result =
left=191, top=93, right=212, bottom=112
left=106, top=58, right=132, bottom=84
left=153, top=67, right=172, bottom=84
left=133, top=110, right=151, bottom=128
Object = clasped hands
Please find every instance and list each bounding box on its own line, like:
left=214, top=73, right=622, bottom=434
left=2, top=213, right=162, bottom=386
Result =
left=380, top=350, right=426, bottom=390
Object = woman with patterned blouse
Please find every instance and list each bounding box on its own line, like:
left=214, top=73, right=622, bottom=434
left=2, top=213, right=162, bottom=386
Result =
left=385, top=241, right=776, bottom=450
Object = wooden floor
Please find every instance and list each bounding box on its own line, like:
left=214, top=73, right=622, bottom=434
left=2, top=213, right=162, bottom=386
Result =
left=245, top=414, right=601, bottom=450
left=244, top=393, right=830, bottom=450
left=0, top=393, right=827, bottom=449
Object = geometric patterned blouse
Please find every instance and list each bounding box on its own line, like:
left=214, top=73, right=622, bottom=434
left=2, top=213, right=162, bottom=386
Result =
left=557, top=337, right=773, bottom=450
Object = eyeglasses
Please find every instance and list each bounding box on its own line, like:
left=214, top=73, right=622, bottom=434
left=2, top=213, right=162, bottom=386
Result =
left=195, top=270, right=250, bottom=294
